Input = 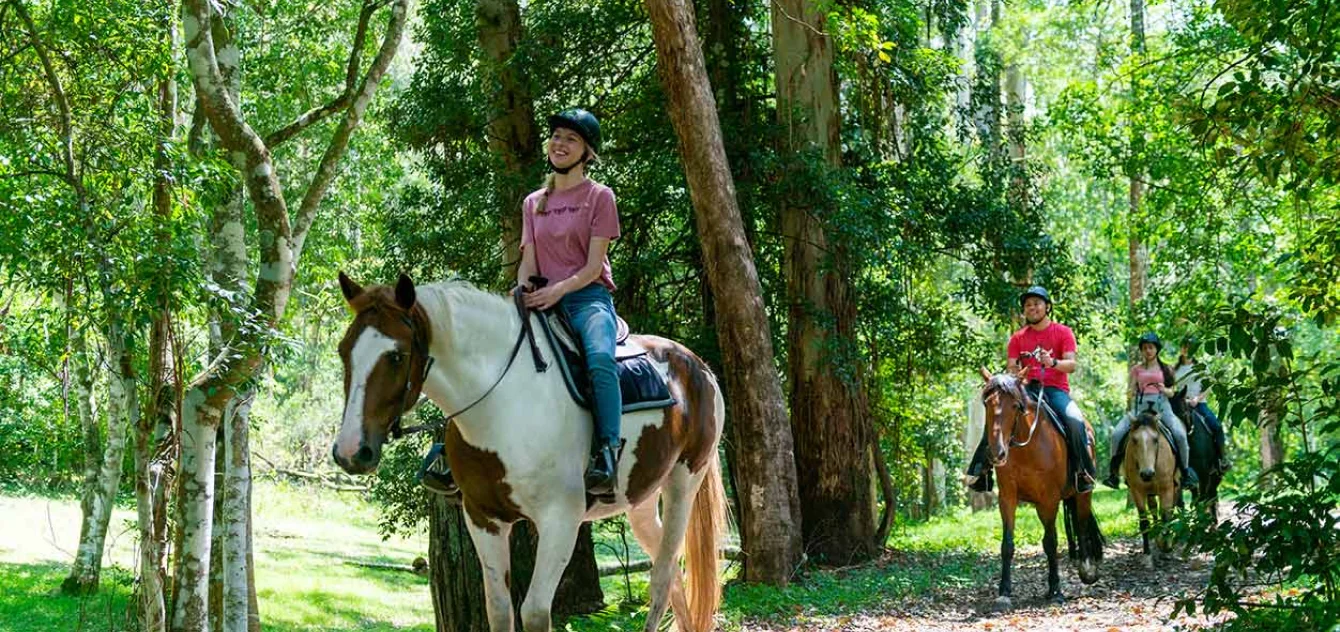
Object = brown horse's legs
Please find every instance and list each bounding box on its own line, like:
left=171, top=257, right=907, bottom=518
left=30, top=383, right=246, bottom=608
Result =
left=1062, top=497, right=1077, bottom=560
left=1037, top=503, right=1063, bottom=602
left=996, top=488, right=1018, bottom=606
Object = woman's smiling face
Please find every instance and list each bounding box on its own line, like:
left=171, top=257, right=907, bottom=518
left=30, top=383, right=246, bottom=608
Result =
left=548, top=127, right=587, bottom=169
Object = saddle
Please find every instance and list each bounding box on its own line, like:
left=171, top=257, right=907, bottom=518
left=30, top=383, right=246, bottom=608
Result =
left=1119, top=408, right=1182, bottom=467
left=514, top=287, right=676, bottom=414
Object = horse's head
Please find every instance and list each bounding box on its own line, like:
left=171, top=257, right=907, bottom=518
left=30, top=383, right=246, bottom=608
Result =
left=979, top=367, right=1032, bottom=467
left=1128, top=409, right=1164, bottom=482
left=331, top=271, right=432, bottom=474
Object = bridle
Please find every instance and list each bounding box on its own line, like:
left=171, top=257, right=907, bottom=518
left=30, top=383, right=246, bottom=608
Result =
left=984, top=376, right=1044, bottom=465
left=384, top=288, right=546, bottom=440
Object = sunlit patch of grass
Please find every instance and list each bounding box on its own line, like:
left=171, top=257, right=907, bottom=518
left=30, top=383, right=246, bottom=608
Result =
left=0, top=562, right=135, bottom=632
left=0, top=481, right=435, bottom=632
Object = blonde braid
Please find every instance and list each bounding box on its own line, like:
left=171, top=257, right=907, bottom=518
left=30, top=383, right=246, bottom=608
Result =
left=534, top=172, right=557, bottom=215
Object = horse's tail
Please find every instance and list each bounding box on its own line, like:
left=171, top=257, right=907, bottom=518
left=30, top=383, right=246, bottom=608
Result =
left=683, top=455, right=726, bottom=632
left=1066, top=494, right=1105, bottom=563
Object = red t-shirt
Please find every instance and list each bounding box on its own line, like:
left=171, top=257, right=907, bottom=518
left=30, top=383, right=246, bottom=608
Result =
left=1007, top=322, right=1077, bottom=393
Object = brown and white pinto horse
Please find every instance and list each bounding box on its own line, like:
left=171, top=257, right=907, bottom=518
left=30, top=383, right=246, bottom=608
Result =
left=978, top=369, right=1103, bottom=609
left=331, top=273, right=727, bottom=632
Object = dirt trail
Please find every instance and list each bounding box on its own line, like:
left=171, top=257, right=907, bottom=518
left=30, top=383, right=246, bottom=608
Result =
left=742, top=539, right=1231, bottom=631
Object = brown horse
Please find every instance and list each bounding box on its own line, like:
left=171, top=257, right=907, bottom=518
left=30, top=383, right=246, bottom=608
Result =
left=1122, top=409, right=1179, bottom=568
left=331, top=273, right=727, bottom=632
left=979, top=370, right=1103, bottom=609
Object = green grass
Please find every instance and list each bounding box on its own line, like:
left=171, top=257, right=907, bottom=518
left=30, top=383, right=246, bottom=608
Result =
left=0, top=481, right=434, bottom=632
left=2, top=484, right=1153, bottom=632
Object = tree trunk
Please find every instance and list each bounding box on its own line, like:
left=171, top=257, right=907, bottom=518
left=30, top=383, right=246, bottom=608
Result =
left=1005, top=55, right=1028, bottom=212
left=66, top=316, right=136, bottom=596
left=645, top=0, right=803, bottom=585
left=136, top=308, right=175, bottom=632
left=63, top=329, right=104, bottom=595
left=134, top=13, right=178, bottom=627
left=221, top=390, right=258, bottom=632
left=475, top=0, right=539, bottom=286
left=774, top=0, right=877, bottom=565
left=428, top=500, right=489, bottom=631
left=175, top=0, right=412, bottom=628
left=1128, top=0, right=1147, bottom=307
left=972, top=0, right=1002, bottom=157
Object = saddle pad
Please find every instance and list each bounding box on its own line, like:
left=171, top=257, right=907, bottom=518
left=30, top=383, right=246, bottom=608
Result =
left=536, top=311, right=676, bottom=413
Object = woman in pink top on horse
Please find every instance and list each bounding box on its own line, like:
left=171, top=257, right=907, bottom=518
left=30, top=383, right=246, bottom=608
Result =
left=1104, top=332, right=1199, bottom=488
left=517, top=108, right=623, bottom=495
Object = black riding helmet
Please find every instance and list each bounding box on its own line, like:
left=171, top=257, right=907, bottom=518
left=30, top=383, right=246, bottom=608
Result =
left=1137, top=332, right=1163, bottom=352
left=1019, top=285, right=1052, bottom=313
left=548, top=108, right=602, bottom=155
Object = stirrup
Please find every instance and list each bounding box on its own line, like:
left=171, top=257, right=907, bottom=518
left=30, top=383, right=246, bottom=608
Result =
left=417, top=443, right=461, bottom=500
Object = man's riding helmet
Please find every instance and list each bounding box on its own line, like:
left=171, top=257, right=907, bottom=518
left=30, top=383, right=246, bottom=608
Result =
left=1019, top=285, right=1052, bottom=313
left=548, top=108, right=602, bottom=156
left=1138, top=332, right=1163, bottom=352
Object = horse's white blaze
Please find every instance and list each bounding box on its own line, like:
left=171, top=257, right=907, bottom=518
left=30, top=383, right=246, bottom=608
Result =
left=335, top=327, right=397, bottom=459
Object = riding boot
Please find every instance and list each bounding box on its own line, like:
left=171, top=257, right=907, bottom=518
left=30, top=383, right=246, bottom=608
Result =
left=1183, top=466, right=1200, bottom=487
left=963, top=438, right=993, bottom=492
left=1103, top=453, right=1121, bottom=489
left=1066, top=419, right=1096, bottom=493
left=585, top=441, right=619, bottom=496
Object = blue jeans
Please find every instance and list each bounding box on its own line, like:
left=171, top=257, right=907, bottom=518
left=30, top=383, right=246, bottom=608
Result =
left=1195, top=402, right=1226, bottom=453
left=560, top=284, right=621, bottom=446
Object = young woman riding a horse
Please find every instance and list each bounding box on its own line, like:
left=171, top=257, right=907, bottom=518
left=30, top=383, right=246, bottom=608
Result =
left=517, top=108, right=623, bottom=494
left=1105, top=332, right=1199, bottom=489
left=425, top=108, right=624, bottom=497
left=329, top=108, right=730, bottom=632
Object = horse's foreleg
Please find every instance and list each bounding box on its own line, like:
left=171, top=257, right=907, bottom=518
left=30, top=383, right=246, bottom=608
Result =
left=996, top=487, right=1018, bottom=609
left=1132, top=491, right=1153, bottom=569
left=1036, top=502, right=1063, bottom=603
left=519, top=511, right=582, bottom=632
left=1062, top=497, right=1078, bottom=561
left=627, top=497, right=691, bottom=631
left=465, top=520, right=516, bottom=632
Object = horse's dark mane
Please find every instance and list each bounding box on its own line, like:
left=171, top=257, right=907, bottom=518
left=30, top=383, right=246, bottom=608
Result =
left=1132, top=408, right=1161, bottom=429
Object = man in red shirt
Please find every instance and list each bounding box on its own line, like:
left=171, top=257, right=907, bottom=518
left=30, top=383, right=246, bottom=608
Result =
left=966, top=286, right=1097, bottom=493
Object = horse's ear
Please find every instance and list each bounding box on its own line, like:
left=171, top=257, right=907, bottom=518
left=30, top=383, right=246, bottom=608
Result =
left=338, top=271, right=363, bottom=303
left=395, top=273, right=417, bottom=310
left=979, top=367, right=993, bottom=383
left=1014, top=365, right=1029, bottom=381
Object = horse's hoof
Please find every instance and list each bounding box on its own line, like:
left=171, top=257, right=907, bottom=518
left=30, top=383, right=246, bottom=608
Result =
left=1142, top=555, right=1154, bottom=570
left=1048, top=592, right=1065, bottom=605
left=1079, top=559, right=1099, bottom=585
left=993, top=596, right=1012, bottom=611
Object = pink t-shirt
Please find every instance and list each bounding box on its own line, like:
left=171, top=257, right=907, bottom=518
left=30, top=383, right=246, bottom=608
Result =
left=520, top=179, right=621, bottom=292
left=1130, top=364, right=1166, bottom=395
left=1007, top=322, right=1078, bottom=392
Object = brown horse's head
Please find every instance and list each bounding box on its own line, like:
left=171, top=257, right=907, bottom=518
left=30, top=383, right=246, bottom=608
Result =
left=331, top=272, right=432, bottom=474
left=979, top=368, right=1033, bottom=467
left=1127, top=409, right=1168, bottom=483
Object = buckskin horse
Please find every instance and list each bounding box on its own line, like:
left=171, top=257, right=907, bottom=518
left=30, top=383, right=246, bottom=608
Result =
left=331, top=273, right=727, bottom=632
left=1122, top=408, right=1179, bottom=568
left=978, top=369, right=1103, bottom=609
